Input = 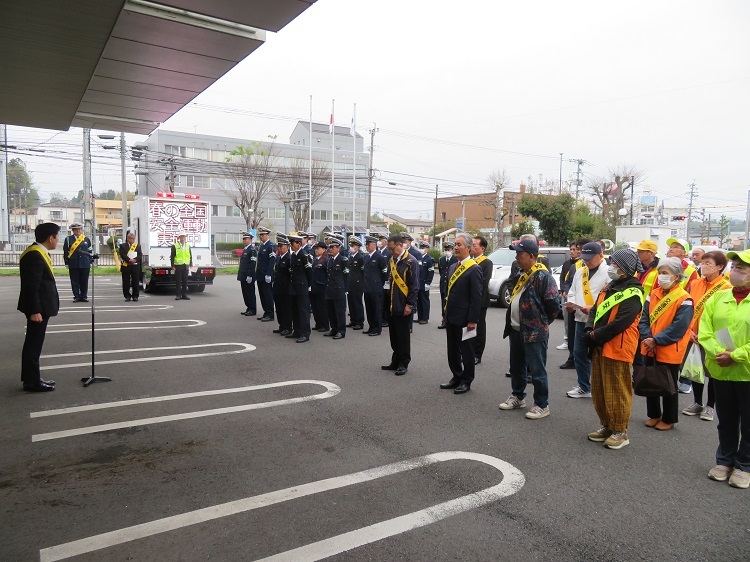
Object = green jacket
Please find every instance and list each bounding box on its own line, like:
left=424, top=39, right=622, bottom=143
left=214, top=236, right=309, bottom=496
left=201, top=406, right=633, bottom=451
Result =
left=698, top=290, right=750, bottom=381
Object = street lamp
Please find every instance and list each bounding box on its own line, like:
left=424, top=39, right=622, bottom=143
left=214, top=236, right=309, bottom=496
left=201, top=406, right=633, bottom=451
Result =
left=98, top=133, right=127, bottom=237
left=618, top=207, right=628, bottom=226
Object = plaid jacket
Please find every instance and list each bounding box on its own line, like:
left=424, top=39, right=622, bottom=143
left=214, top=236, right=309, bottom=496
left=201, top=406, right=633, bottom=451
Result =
left=503, top=269, right=560, bottom=343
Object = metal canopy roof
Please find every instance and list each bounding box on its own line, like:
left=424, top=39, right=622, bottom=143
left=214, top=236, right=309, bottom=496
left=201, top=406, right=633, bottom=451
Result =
left=0, top=0, right=315, bottom=135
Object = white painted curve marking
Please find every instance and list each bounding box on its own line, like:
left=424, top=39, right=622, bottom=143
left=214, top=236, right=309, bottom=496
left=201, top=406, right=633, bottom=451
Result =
left=30, top=380, right=340, bottom=441
left=40, top=342, right=254, bottom=371
left=58, top=304, right=173, bottom=313
left=47, top=319, right=206, bottom=334
left=39, top=452, right=524, bottom=562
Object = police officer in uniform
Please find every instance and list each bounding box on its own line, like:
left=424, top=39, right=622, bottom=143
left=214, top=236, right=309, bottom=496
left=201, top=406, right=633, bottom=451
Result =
left=237, top=231, right=257, bottom=316
left=287, top=233, right=313, bottom=342
left=170, top=232, right=192, bottom=300
left=437, top=241, right=457, bottom=329
left=272, top=234, right=293, bottom=335
left=324, top=238, right=348, bottom=340
left=256, top=227, right=276, bottom=322
left=63, top=222, right=93, bottom=302
left=346, top=236, right=365, bottom=330
left=118, top=231, right=143, bottom=302
left=310, top=241, right=330, bottom=332
left=417, top=240, right=435, bottom=324
left=363, top=235, right=388, bottom=336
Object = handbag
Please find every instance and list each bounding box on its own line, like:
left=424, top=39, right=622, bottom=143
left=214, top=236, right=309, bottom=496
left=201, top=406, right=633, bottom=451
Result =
left=633, top=354, right=676, bottom=397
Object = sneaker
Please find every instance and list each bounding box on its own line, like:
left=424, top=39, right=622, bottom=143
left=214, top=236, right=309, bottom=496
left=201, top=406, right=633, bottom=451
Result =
left=587, top=426, right=612, bottom=442
left=707, top=465, right=733, bottom=482
left=525, top=405, right=550, bottom=419
left=604, top=431, right=630, bottom=450
left=567, top=386, right=592, bottom=398
left=700, top=406, right=715, bottom=421
left=556, top=341, right=568, bottom=350
left=729, top=469, right=750, bottom=489
left=677, top=382, right=692, bottom=394
left=498, top=395, right=526, bottom=410
left=682, top=402, right=704, bottom=416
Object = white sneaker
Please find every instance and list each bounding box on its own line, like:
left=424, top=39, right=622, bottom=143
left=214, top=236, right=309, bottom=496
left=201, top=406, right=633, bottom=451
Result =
left=682, top=402, right=703, bottom=416
left=498, top=395, right=526, bottom=410
left=700, top=406, right=715, bottom=421
left=555, top=341, right=568, bottom=350
left=525, top=405, right=550, bottom=419
left=567, top=386, right=592, bottom=398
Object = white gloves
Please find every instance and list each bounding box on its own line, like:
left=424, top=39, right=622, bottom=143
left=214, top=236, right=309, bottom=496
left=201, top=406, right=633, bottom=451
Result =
left=265, top=275, right=271, bottom=283
left=424, top=284, right=430, bottom=291
left=246, top=276, right=252, bottom=283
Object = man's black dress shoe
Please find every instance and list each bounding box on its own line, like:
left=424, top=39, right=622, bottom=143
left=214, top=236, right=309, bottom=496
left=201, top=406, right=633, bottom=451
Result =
left=438, top=324, right=446, bottom=329
left=181, top=295, right=190, bottom=300
left=332, top=333, right=345, bottom=340
left=440, top=379, right=460, bottom=389
left=418, top=320, right=428, bottom=325
left=125, top=297, right=132, bottom=302
left=41, top=378, right=55, bottom=386
left=505, top=371, right=511, bottom=377
left=23, top=382, right=54, bottom=392
left=133, top=297, right=138, bottom=302
left=474, top=356, right=482, bottom=365
left=260, top=316, right=273, bottom=322
left=285, top=333, right=299, bottom=339
left=454, top=383, right=471, bottom=394
left=381, top=364, right=398, bottom=370
left=317, top=327, right=330, bottom=332
left=273, top=328, right=282, bottom=334
left=296, top=336, right=309, bottom=343
left=368, top=332, right=380, bottom=336
left=279, top=330, right=293, bottom=336
left=394, top=366, right=408, bottom=376
left=559, top=361, right=575, bottom=369
left=79, top=298, right=89, bottom=302
left=175, top=296, right=181, bottom=300
left=352, top=325, right=363, bottom=330
left=346, top=322, right=354, bottom=327
left=382, top=322, right=388, bottom=327
left=324, top=330, right=336, bottom=337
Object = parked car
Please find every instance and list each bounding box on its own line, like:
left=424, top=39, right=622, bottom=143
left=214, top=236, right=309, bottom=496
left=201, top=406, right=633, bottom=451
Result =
left=488, top=246, right=570, bottom=307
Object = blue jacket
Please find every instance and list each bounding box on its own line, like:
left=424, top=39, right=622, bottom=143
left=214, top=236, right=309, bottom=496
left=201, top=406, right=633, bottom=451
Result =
left=418, top=253, right=435, bottom=286
left=363, top=250, right=388, bottom=294
left=237, top=243, right=257, bottom=280
left=63, top=234, right=93, bottom=268
left=257, top=240, right=276, bottom=280
left=311, top=254, right=328, bottom=295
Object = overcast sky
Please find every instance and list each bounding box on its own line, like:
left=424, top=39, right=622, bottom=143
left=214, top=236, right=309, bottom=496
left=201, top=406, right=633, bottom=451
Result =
left=7, top=0, right=750, bottom=221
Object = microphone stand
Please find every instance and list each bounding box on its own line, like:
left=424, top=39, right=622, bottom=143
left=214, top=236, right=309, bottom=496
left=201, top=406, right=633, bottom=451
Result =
left=81, top=251, right=112, bottom=387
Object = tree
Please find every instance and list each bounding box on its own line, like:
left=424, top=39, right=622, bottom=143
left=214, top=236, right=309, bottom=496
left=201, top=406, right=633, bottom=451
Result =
left=483, top=168, right=512, bottom=248
left=586, top=165, right=644, bottom=228
left=516, top=193, right=575, bottom=246
left=427, top=220, right=455, bottom=237
left=7, top=158, right=41, bottom=209
left=274, top=156, right=332, bottom=232
left=718, top=214, right=730, bottom=247
left=96, top=189, right=118, bottom=200
left=388, top=222, right=406, bottom=235
left=370, top=212, right=383, bottom=222
left=48, top=192, right=70, bottom=204
left=510, top=220, right=535, bottom=240
left=220, top=138, right=279, bottom=229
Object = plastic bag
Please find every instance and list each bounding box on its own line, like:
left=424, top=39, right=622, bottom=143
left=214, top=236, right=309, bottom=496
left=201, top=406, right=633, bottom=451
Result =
left=680, top=343, right=705, bottom=384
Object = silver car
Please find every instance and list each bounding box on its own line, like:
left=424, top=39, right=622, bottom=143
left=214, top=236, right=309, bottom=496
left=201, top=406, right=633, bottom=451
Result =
left=487, top=246, right=571, bottom=307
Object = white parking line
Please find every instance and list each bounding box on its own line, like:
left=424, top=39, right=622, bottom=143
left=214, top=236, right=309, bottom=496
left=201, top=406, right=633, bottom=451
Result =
left=47, top=319, right=206, bottom=334
left=58, top=304, right=173, bottom=313
left=41, top=342, right=254, bottom=371
left=38, top=451, right=525, bottom=562
left=31, top=380, right=340, bottom=441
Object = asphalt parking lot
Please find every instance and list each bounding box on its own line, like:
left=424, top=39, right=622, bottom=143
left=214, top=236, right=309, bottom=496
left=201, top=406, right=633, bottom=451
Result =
left=1, top=275, right=748, bottom=561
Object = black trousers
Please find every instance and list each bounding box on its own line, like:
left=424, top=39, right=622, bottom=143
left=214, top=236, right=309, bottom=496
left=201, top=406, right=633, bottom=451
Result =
left=714, top=379, right=750, bottom=472
left=347, top=290, right=364, bottom=325
left=22, top=317, right=49, bottom=385
left=274, top=292, right=292, bottom=331
left=290, top=292, right=311, bottom=338
left=69, top=267, right=89, bottom=299
left=174, top=265, right=188, bottom=297
left=364, top=291, right=383, bottom=334
left=240, top=280, right=256, bottom=313
left=257, top=277, right=274, bottom=319
left=646, top=363, right=680, bottom=424
left=446, top=322, right=476, bottom=385
left=121, top=266, right=140, bottom=299
left=382, top=289, right=391, bottom=325
left=327, top=297, right=347, bottom=336
left=566, top=307, right=576, bottom=361
left=310, top=293, right=329, bottom=330
left=417, top=288, right=430, bottom=321
left=474, top=306, right=488, bottom=358
left=388, top=314, right=411, bottom=367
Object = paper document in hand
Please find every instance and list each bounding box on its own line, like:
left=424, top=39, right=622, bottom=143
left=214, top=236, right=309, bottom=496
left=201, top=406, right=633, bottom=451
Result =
left=462, top=327, right=477, bottom=341
left=715, top=328, right=736, bottom=351
left=127, top=251, right=137, bottom=259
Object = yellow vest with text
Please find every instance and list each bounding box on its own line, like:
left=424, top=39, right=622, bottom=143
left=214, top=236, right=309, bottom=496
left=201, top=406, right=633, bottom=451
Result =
left=173, top=242, right=191, bottom=265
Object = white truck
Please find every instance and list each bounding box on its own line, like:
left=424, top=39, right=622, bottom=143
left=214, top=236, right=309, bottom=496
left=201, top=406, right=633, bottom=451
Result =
left=129, top=192, right=216, bottom=293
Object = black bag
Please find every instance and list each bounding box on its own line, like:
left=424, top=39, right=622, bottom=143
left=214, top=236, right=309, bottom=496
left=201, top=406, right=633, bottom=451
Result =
left=633, top=355, right=676, bottom=397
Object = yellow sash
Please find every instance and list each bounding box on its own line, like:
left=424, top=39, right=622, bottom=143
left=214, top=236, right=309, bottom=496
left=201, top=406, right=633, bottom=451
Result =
left=575, top=259, right=583, bottom=270
left=694, top=279, right=730, bottom=318
left=67, top=234, right=85, bottom=259
left=594, top=287, right=643, bottom=324
left=581, top=266, right=595, bottom=306
left=21, top=244, right=54, bottom=278
left=444, top=258, right=477, bottom=310
left=649, top=287, right=688, bottom=325
left=642, top=269, right=658, bottom=295
left=510, top=262, right=548, bottom=302
left=390, top=252, right=409, bottom=297
left=475, top=255, right=487, bottom=264
left=122, top=243, right=138, bottom=267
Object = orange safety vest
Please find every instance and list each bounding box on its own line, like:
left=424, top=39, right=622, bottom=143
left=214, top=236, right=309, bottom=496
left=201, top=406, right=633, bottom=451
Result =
left=593, top=288, right=641, bottom=362
left=642, top=286, right=692, bottom=364
left=688, top=275, right=731, bottom=333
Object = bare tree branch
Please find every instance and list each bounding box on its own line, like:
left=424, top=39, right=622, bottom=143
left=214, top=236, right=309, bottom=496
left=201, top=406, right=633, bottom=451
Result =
left=275, top=157, right=332, bottom=232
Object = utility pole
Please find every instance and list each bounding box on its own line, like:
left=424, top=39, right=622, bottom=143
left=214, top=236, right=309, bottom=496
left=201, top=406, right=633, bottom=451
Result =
left=745, top=189, right=750, bottom=249
left=0, top=124, right=8, bottom=246
left=432, top=184, right=438, bottom=247
left=366, top=125, right=377, bottom=231
left=686, top=180, right=697, bottom=245
left=629, top=175, right=635, bottom=226
left=558, top=153, right=563, bottom=194
left=120, top=132, right=127, bottom=235
left=569, top=158, right=586, bottom=200
left=82, top=129, right=94, bottom=235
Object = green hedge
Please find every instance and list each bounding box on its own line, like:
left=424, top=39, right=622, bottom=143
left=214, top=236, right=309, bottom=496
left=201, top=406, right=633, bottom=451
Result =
left=216, top=242, right=244, bottom=251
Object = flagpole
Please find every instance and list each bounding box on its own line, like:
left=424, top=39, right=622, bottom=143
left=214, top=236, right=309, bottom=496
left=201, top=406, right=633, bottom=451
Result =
left=308, top=94, right=312, bottom=231
left=351, top=102, right=356, bottom=239
left=330, top=99, right=335, bottom=235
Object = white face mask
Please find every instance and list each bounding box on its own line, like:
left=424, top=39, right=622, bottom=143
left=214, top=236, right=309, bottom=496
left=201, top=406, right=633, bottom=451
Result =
left=607, top=265, right=622, bottom=281
left=658, top=274, right=675, bottom=289
left=729, top=269, right=750, bottom=288
left=444, top=251, right=453, bottom=258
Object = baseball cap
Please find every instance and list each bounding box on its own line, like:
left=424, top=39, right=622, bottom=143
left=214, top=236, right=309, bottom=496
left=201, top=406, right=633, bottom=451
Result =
left=636, top=240, right=658, bottom=253
left=580, top=242, right=603, bottom=259
left=509, top=239, right=539, bottom=256
left=727, top=249, right=750, bottom=265
left=666, top=238, right=690, bottom=252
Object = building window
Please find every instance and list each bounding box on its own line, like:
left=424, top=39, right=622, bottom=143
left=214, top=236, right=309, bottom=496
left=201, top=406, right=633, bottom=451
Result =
left=441, top=212, right=446, bottom=222
left=50, top=211, right=62, bottom=220
left=211, top=205, right=219, bottom=217
left=409, top=227, right=415, bottom=233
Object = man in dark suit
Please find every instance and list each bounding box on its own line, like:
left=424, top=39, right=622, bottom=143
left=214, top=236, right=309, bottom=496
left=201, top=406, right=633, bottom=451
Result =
left=378, top=234, right=391, bottom=327
left=363, top=235, right=388, bottom=336
left=255, top=227, right=276, bottom=321
left=237, top=231, right=257, bottom=316
left=18, top=222, right=61, bottom=392
left=416, top=241, right=435, bottom=324
left=382, top=234, right=420, bottom=376
left=439, top=233, right=483, bottom=394
left=346, top=236, right=365, bottom=330
left=62, top=222, right=92, bottom=302
left=118, top=231, right=143, bottom=302
left=324, top=239, right=348, bottom=340
left=310, top=242, right=330, bottom=332
left=437, top=241, right=458, bottom=329
left=471, top=235, right=493, bottom=365
left=401, top=232, right=421, bottom=332
left=272, top=235, right=293, bottom=336
left=287, top=233, right=312, bottom=342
